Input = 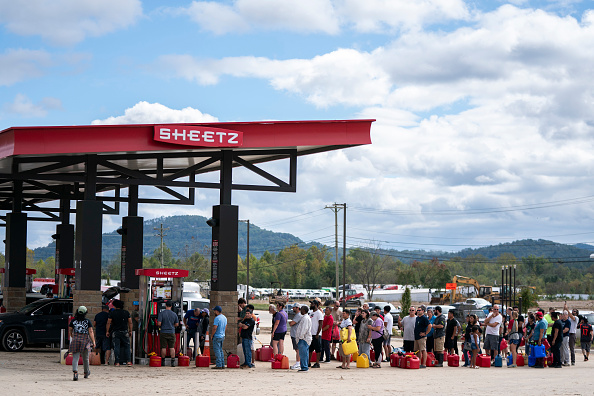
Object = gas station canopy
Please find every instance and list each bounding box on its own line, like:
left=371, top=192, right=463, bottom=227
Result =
left=0, top=120, right=374, bottom=219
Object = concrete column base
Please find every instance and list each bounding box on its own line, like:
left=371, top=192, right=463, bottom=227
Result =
left=2, top=287, right=26, bottom=312
left=73, top=289, right=103, bottom=319
left=120, top=289, right=139, bottom=313
left=209, top=290, right=238, bottom=364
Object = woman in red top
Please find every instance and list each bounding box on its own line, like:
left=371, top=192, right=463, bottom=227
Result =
left=320, top=307, right=334, bottom=363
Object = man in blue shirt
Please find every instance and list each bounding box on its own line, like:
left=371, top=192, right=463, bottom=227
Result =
left=532, top=311, right=547, bottom=368
left=183, top=308, right=201, bottom=347
left=211, top=305, right=227, bottom=369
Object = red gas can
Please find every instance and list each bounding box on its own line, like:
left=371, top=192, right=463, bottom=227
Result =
left=399, top=355, right=407, bottom=369
left=517, top=354, right=525, bottom=367
left=336, top=350, right=353, bottom=362
left=196, top=355, right=210, bottom=367
left=477, top=354, right=491, bottom=368
left=390, top=354, right=398, bottom=367
left=65, top=354, right=83, bottom=365
left=271, top=360, right=282, bottom=369
left=178, top=355, right=190, bottom=366
left=370, top=349, right=376, bottom=362
left=255, top=348, right=261, bottom=361
left=149, top=355, right=162, bottom=367
left=260, top=345, right=274, bottom=362
left=546, top=355, right=553, bottom=367
left=311, top=351, right=317, bottom=362
left=227, top=354, right=240, bottom=368
left=447, top=354, right=459, bottom=367
left=406, top=355, right=420, bottom=369
left=426, top=352, right=436, bottom=367
left=443, top=351, right=449, bottom=363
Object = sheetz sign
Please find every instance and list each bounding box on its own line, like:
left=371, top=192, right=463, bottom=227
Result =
left=154, top=125, right=243, bottom=147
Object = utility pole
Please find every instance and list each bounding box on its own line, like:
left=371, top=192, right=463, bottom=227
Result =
left=325, top=203, right=347, bottom=306
left=154, top=223, right=169, bottom=268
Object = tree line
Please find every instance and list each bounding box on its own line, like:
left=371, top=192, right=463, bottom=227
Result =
left=11, top=243, right=594, bottom=297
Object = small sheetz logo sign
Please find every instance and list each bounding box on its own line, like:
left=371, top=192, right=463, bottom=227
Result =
left=154, top=125, right=243, bottom=147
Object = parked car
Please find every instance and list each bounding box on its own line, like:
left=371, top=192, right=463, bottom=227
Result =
left=365, top=302, right=400, bottom=325
left=0, top=298, right=73, bottom=351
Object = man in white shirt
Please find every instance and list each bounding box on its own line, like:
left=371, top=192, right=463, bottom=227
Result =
left=400, top=306, right=416, bottom=352
left=383, top=305, right=394, bottom=361
left=295, top=306, right=312, bottom=372
left=309, top=300, right=324, bottom=368
left=565, top=302, right=579, bottom=365
left=483, top=304, right=502, bottom=364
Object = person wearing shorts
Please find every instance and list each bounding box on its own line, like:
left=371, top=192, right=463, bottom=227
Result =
left=414, top=306, right=431, bottom=368
left=580, top=317, right=593, bottom=361
left=157, top=301, right=179, bottom=367
left=272, top=301, right=288, bottom=356
left=288, top=303, right=303, bottom=369
left=484, top=305, right=502, bottom=364
left=432, top=306, right=447, bottom=367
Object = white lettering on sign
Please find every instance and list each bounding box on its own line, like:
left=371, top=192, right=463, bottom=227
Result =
left=154, top=125, right=243, bottom=148
left=155, top=270, right=179, bottom=276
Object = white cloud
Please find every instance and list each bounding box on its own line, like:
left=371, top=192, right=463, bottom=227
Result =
left=0, top=49, right=52, bottom=86
left=3, top=94, right=62, bottom=117
left=185, top=0, right=339, bottom=34
left=91, top=101, right=218, bottom=125
left=0, top=0, right=143, bottom=46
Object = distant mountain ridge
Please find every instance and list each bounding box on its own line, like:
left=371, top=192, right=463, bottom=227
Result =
left=32, top=215, right=594, bottom=268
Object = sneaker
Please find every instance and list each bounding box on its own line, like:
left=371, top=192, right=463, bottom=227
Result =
left=312, top=363, right=320, bottom=368
left=298, top=369, right=309, bottom=372
left=83, top=371, right=90, bottom=378
left=73, top=371, right=78, bottom=381
left=171, top=360, right=175, bottom=367
left=291, top=363, right=301, bottom=370
left=571, top=362, right=575, bottom=366
left=562, top=363, right=570, bottom=366
left=419, top=365, right=426, bottom=369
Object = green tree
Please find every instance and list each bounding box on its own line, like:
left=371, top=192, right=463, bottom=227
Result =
left=401, top=287, right=411, bottom=320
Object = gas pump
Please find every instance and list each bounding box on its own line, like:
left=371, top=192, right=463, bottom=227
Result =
left=135, top=268, right=188, bottom=364
left=55, top=268, right=75, bottom=298
left=0, top=268, right=36, bottom=292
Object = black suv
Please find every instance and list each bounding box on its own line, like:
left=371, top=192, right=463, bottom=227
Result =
left=0, top=298, right=73, bottom=351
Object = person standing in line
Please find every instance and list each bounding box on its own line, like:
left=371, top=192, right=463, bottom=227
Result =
left=337, top=310, right=354, bottom=369
left=382, top=305, right=393, bottom=361
left=544, top=307, right=555, bottom=344
left=550, top=311, right=563, bottom=368
left=483, top=304, right=502, bottom=365
left=432, top=306, right=447, bottom=367
left=197, top=308, right=209, bottom=355
left=295, top=305, right=312, bottom=372
left=579, top=317, right=593, bottom=361
left=426, top=308, right=435, bottom=354
left=320, top=306, right=334, bottom=363
left=352, top=307, right=363, bottom=342
left=183, top=307, right=202, bottom=350
left=445, top=309, right=460, bottom=356
left=565, top=303, right=579, bottom=365
left=309, top=300, right=324, bottom=368
left=401, top=306, right=416, bottom=353
left=93, top=305, right=110, bottom=365
left=268, top=304, right=277, bottom=348
left=470, top=324, right=481, bottom=369
left=106, top=299, right=133, bottom=367
left=330, top=300, right=342, bottom=358
left=414, top=306, right=431, bottom=369
left=239, top=309, right=256, bottom=369
left=508, top=311, right=521, bottom=368
left=358, top=309, right=373, bottom=358
left=532, top=311, right=547, bottom=368
left=289, top=303, right=303, bottom=370
left=272, top=301, right=288, bottom=356
left=369, top=311, right=385, bottom=368
left=560, top=311, right=571, bottom=366
left=211, top=305, right=227, bottom=369
left=68, top=306, right=96, bottom=381
left=156, top=301, right=179, bottom=367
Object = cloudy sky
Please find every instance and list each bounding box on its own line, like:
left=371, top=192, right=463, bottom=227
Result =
left=2, top=0, right=594, bottom=257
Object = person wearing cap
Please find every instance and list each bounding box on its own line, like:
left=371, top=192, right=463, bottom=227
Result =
left=68, top=306, right=96, bottom=381
left=93, top=305, right=111, bottom=365
left=531, top=311, right=547, bottom=368
left=183, top=307, right=202, bottom=349
left=106, top=299, right=133, bottom=367
left=211, top=305, right=227, bottom=369
left=198, top=308, right=210, bottom=355
left=289, top=303, right=303, bottom=369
